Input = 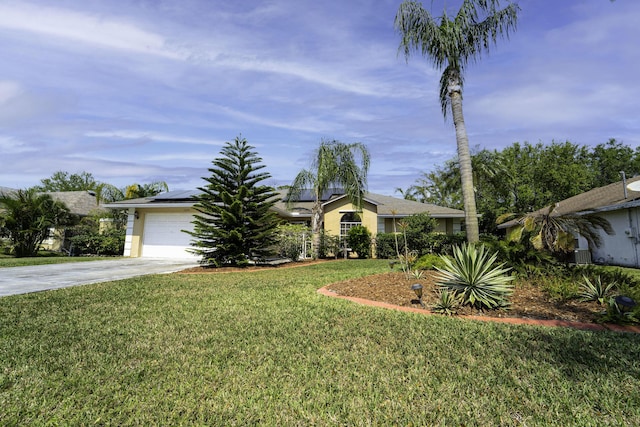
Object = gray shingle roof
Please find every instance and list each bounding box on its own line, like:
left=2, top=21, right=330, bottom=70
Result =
left=46, top=191, right=101, bottom=216
left=105, top=188, right=465, bottom=219
left=498, top=176, right=640, bottom=228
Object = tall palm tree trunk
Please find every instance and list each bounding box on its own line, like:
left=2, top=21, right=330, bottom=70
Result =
left=311, top=202, right=322, bottom=259
left=450, top=89, right=480, bottom=243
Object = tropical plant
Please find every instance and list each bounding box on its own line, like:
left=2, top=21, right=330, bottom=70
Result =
left=600, top=296, right=639, bottom=325
left=435, top=243, right=514, bottom=310
left=346, top=225, right=372, bottom=259
left=499, top=205, right=614, bottom=254
left=431, top=289, right=460, bottom=316
left=187, top=136, right=279, bottom=267
left=285, top=139, right=370, bottom=259
left=124, top=181, right=169, bottom=199
left=579, top=275, right=616, bottom=305
left=0, top=188, right=76, bottom=257
left=395, top=0, right=519, bottom=243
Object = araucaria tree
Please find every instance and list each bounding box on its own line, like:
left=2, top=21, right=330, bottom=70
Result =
left=395, top=0, right=519, bottom=243
left=285, top=139, right=370, bottom=259
left=0, top=188, right=75, bottom=257
left=187, top=136, right=279, bottom=267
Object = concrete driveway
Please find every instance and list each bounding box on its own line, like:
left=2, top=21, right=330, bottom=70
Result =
left=0, top=258, right=199, bottom=297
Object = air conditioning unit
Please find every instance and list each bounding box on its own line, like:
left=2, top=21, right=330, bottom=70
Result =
left=572, top=249, right=592, bottom=265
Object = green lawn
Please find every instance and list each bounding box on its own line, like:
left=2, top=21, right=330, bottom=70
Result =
left=0, top=253, right=119, bottom=268
left=1, top=260, right=639, bottom=425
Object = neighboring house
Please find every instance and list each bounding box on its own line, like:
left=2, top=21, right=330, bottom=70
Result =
left=40, top=191, right=102, bottom=251
left=105, top=189, right=466, bottom=259
left=499, top=176, right=640, bottom=268
left=0, top=188, right=101, bottom=252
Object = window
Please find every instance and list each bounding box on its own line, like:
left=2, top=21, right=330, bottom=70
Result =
left=340, top=212, right=362, bottom=243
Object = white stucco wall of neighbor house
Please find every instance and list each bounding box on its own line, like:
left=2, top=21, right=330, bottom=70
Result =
left=590, top=208, right=640, bottom=268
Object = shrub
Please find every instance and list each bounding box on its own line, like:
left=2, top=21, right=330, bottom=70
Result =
left=319, top=231, right=341, bottom=259
left=426, top=233, right=466, bottom=256
left=275, top=224, right=310, bottom=261
left=398, top=213, right=437, bottom=256
left=413, top=253, right=449, bottom=271
left=69, top=229, right=124, bottom=256
left=374, top=233, right=398, bottom=259
left=347, top=225, right=371, bottom=259
left=435, top=243, right=514, bottom=310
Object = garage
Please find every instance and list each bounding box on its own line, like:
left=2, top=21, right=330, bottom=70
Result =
left=141, top=212, right=198, bottom=259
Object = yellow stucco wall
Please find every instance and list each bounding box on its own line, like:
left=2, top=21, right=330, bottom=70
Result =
left=323, top=198, right=378, bottom=238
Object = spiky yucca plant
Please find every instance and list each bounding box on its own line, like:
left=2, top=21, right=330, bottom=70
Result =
left=431, top=289, right=460, bottom=316
left=435, top=243, right=514, bottom=310
left=579, top=276, right=616, bottom=305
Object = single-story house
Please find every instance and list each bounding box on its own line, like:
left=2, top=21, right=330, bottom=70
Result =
left=0, top=188, right=102, bottom=252
left=105, top=189, right=466, bottom=259
left=499, top=175, right=640, bottom=268
left=41, top=191, right=103, bottom=251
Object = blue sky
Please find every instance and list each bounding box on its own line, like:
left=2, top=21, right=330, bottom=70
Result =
left=1, top=0, right=638, bottom=195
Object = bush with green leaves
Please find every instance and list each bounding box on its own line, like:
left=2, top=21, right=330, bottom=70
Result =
left=275, top=224, right=310, bottom=261
left=347, top=225, right=371, bottom=259
left=435, top=243, right=514, bottom=310
left=413, top=253, right=449, bottom=271
left=426, top=232, right=466, bottom=256
left=318, top=230, right=340, bottom=259
left=374, top=233, right=398, bottom=259
left=397, top=213, right=437, bottom=256
left=68, top=228, right=124, bottom=256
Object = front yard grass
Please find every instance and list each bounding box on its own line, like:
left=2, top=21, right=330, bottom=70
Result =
left=0, top=253, right=119, bottom=268
left=1, top=260, right=639, bottom=425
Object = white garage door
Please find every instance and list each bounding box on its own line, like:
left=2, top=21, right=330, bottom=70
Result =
left=142, top=212, right=198, bottom=259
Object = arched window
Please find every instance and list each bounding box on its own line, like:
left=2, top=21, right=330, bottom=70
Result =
left=340, top=212, right=361, bottom=242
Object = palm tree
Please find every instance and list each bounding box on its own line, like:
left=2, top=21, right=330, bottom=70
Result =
left=285, top=139, right=370, bottom=259
left=395, top=0, right=519, bottom=243
left=0, top=188, right=74, bottom=257
left=497, top=205, right=614, bottom=254
left=124, top=181, right=169, bottom=199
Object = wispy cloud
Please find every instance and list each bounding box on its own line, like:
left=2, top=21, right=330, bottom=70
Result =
left=0, top=2, right=182, bottom=59
left=85, top=130, right=224, bottom=146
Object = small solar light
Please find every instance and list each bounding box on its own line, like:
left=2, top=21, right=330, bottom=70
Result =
left=615, top=295, right=637, bottom=311
left=411, top=283, right=425, bottom=308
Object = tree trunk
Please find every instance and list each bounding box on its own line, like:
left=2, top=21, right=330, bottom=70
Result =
left=450, top=89, right=480, bottom=243
left=311, top=202, right=322, bottom=259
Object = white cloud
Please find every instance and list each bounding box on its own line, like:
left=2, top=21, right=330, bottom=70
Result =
left=0, top=2, right=182, bottom=59
left=85, top=130, right=223, bottom=146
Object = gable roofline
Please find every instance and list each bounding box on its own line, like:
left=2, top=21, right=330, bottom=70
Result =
left=498, top=175, right=640, bottom=228
left=104, top=189, right=466, bottom=219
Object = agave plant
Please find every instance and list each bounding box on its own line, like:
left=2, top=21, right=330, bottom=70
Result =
left=431, top=289, right=460, bottom=316
left=435, top=243, right=514, bottom=310
left=579, top=275, right=616, bottom=305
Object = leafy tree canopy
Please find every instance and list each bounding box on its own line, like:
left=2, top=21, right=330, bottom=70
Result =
left=398, top=139, right=640, bottom=234
left=35, top=171, right=100, bottom=192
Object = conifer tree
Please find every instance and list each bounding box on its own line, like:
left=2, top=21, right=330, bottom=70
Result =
left=187, top=136, right=279, bottom=267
